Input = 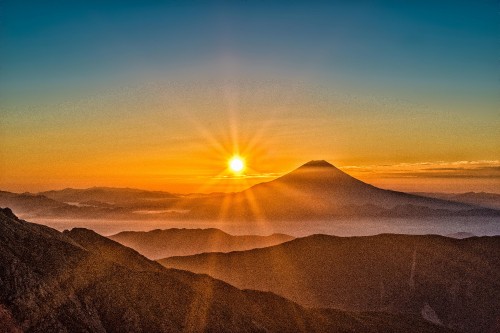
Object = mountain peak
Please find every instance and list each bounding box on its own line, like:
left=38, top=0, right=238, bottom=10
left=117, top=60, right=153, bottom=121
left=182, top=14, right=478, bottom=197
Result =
left=266, top=159, right=365, bottom=190
left=0, top=207, right=18, bottom=220
left=300, top=160, right=335, bottom=168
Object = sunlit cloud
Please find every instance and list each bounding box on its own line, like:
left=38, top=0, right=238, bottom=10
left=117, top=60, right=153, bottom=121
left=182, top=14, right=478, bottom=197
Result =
left=341, top=160, right=500, bottom=179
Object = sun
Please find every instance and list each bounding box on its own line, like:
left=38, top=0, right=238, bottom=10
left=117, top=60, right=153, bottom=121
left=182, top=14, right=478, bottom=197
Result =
left=228, top=156, right=245, bottom=173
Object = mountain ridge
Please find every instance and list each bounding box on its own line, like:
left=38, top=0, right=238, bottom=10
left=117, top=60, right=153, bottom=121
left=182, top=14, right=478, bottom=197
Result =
left=160, top=232, right=500, bottom=333
left=109, top=228, right=295, bottom=259
left=187, top=160, right=495, bottom=221
left=0, top=207, right=453, bottom=332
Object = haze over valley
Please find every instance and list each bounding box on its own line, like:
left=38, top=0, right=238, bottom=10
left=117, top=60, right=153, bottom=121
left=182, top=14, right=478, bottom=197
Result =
left=1, top=161, right=498, bottom=237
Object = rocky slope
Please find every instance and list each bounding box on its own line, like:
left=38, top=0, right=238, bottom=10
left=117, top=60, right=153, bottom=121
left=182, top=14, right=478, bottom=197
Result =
left=0, top=207, right=452, bottom=332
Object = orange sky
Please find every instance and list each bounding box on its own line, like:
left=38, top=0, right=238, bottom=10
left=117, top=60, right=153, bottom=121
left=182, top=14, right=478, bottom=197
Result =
left=1, top=80, right=499, bottom=194
left=1, top=2, right=499, bottom=195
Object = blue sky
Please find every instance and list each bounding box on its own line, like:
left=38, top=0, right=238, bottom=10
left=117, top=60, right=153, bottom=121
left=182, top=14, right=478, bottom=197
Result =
left=2, top=1, right=498, bottom=107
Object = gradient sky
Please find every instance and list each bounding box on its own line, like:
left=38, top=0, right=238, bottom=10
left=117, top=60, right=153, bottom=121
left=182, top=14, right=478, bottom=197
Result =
left=1, top=0, right=499, bottom=193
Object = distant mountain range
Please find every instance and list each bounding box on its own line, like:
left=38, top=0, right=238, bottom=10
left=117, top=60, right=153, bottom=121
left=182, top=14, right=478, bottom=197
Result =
left=186, top=160, right=499, bottom=220
left=0, top=190, right=132, bottom=220
left=0, top=187, right=181, bottom=220
left=40, top=186, right=179, bottom=206
left=413, top=192, right=500, bottom=210
left=0, top=208, right=451, bottom=333
left=160, top=233, right=500, bottom=333
left=1, top=161, right=499, bottom=222
left=109, top=228, right=294, bottom=259
left=0, top=190, right=68, bottom=215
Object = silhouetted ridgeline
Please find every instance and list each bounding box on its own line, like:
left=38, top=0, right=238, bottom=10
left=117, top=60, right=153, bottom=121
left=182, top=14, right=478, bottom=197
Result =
left=161, top=233, right=500, bottom=333
left=0, top=207, right=452, bottom=332
left=109, top=228, right=294, bottom=259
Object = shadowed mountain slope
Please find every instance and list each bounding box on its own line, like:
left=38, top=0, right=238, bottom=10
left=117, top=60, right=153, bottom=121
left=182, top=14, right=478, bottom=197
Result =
left=0, top=207, right=452, bottom=333
left=109, top=228, right=294, bottom=259
left=64, top=227, right=165, bottom=271
left=160, top=233, right=500, bottom=333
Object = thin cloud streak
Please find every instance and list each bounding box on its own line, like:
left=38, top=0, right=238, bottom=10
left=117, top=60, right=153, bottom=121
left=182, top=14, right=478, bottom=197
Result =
left=341, top=160, right=500, bottom=179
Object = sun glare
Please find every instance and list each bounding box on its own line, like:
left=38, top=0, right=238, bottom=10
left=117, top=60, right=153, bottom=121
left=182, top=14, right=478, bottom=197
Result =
left=229, top=156, right=245, bottom=173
